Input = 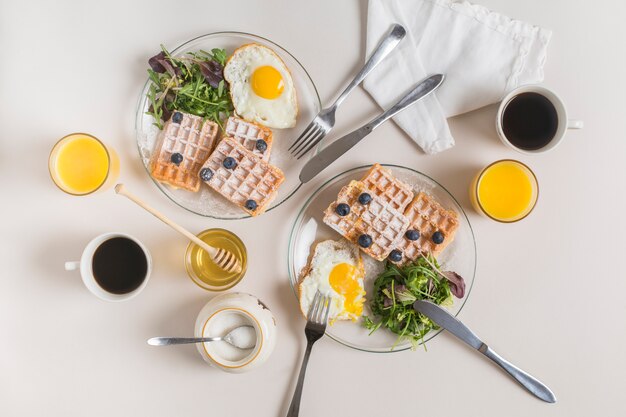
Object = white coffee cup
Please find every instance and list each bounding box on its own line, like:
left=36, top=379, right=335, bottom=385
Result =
left=65, top=232, right=152, bottom=301
left=496, top=85, right=583, bottom=155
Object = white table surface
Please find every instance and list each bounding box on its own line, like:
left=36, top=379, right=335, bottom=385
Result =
left=2, top=0, right=625, bottom=415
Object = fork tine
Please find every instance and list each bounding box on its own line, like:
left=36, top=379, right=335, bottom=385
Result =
left=322, top=296, right=331, bottom=324
left=312, top=292, right=323, bottom=322
left=313, top=294, right=323, bottom=323
left=294, top=131, right=325, bottom=159
left=291, top=124, right=321, bottom=155
left=288, top=120, right=317, bottom=151
left=315, top=295, right=330, bottom=325
left=293, top=129, right=324, bottom=159
left=307, top=291, right=321, bottom=321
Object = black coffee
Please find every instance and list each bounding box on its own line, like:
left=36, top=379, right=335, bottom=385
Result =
left=92, top=237, right=148, bottom=294
left=502, top=92, right=558, bottom=150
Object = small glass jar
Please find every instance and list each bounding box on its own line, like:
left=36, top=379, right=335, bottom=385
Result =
left=185, top=228, right=247, bottom=291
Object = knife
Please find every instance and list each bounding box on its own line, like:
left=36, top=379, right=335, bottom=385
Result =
left=413, top=300, right=557, bottom=403
left=299, top=74, right=445, bottom=183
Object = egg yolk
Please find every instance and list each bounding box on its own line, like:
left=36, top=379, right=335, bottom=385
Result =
left=329, top=263, right=363, bottom=317
left=251, top=65, right=284, bottom=99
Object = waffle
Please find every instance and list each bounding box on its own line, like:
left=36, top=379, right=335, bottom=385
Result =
left=224, top=116, right=273, bottom=161
left=393, top=192, right=459, bottom=264
left=323, top=181, right=410, bottom=261
left=200, top=137, right=284, bottom=216
left=150, top=112, right=219, bottom=192
left=360, top=163, right=414, bottom=212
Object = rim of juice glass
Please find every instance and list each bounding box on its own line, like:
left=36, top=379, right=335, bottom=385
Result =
left=474, top=159, right=539, bottom=223
left=48, top=132, right=112, bottom=196
left=185, top=228, right=248, bottom=291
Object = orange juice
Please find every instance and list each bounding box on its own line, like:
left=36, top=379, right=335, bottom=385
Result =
left=49, top=133, right=119, bottom=195
left=470, top=160, right=538, bottom=222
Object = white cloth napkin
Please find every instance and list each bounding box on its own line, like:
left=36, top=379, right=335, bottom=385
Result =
left=363, top=0, right=552, bottom=154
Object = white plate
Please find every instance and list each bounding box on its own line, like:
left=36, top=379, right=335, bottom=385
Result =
left=287, top=165, right=477, bottom=352
left=135, top=32, right=321, bottom=219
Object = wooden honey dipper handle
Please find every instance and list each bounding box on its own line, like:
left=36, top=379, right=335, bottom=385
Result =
left=114, top=184, right=218, bottom=257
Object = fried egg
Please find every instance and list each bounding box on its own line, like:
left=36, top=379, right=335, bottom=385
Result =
left=299, top=240, right=365, bottom=322
left=224, top=44, right=298, bottom=129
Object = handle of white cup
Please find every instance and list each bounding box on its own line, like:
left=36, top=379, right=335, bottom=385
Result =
left=568, top=119, right=584, bottom=129
left=65, top=261, right=80, bottom=271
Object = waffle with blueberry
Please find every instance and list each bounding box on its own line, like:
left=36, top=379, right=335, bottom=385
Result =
left=360, top=163, right=414, bottom=212
left=224, top=116, right=273, bottom=161
left=150, top=111, right=219, bottom=192
left=391, top=192, right=459, bottom=264
left=323, top=180, right=410, bottom=261
left=199, top=137, right=285, bottom=216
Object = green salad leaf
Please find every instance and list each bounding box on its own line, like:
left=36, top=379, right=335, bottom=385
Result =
left=145, top=45, right=233, bottom=130
left=364, top=254, right=457, bottom=350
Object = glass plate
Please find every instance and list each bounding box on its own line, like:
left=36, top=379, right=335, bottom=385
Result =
left=135, top=32, right=321, bottom=219
left=287, top=165, right=477, bottom=352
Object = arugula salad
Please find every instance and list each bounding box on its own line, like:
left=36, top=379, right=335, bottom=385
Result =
left=364, top=254, right=466, bottom=349
left=146, top=46, right=233, bottom=129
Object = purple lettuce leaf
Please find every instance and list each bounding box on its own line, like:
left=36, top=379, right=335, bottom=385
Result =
left=199, top=60, right=224, bottom=88
left=442, top=271, right=466, bottom=299
left=148, top=51, right=180, bottom=77
left=148, top=51, right=167, bottom=73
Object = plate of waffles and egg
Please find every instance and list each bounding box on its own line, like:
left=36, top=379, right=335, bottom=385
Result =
left=288, top=164, right=477, bottom=352
left=135, top=32, right=321, bottom=219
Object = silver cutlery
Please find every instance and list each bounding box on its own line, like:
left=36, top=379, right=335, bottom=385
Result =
left=286, top=291, right=331, bottom=417
left=413, top=300, right=556, bottom=403
left=147, top=325, right=256, bottom=349
left=289, top=24, right=406, bottom=159
left=299, top=74, right=444, bottom=183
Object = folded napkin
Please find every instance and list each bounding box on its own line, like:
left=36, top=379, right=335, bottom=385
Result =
left=363, top=0, right=552, bottom=154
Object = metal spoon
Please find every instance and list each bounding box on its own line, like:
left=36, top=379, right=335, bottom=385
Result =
left=147, top=325, right=256, bottom=349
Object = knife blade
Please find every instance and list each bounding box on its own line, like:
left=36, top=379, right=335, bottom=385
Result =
left=299, top=74, right=444, bottom=183
left=413, top=300, right=557, bottom=403
left=414, top=299, right=483, bottom=350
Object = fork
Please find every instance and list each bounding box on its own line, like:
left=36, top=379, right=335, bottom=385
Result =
left=286, top=291, right=331, bottom=417
left=289, top=24, right=406, bottom=159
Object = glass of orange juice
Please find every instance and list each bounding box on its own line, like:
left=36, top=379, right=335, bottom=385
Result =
left=49, top=133, right=120, bottom=195
left=470, top=160, right=538, bottom=223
